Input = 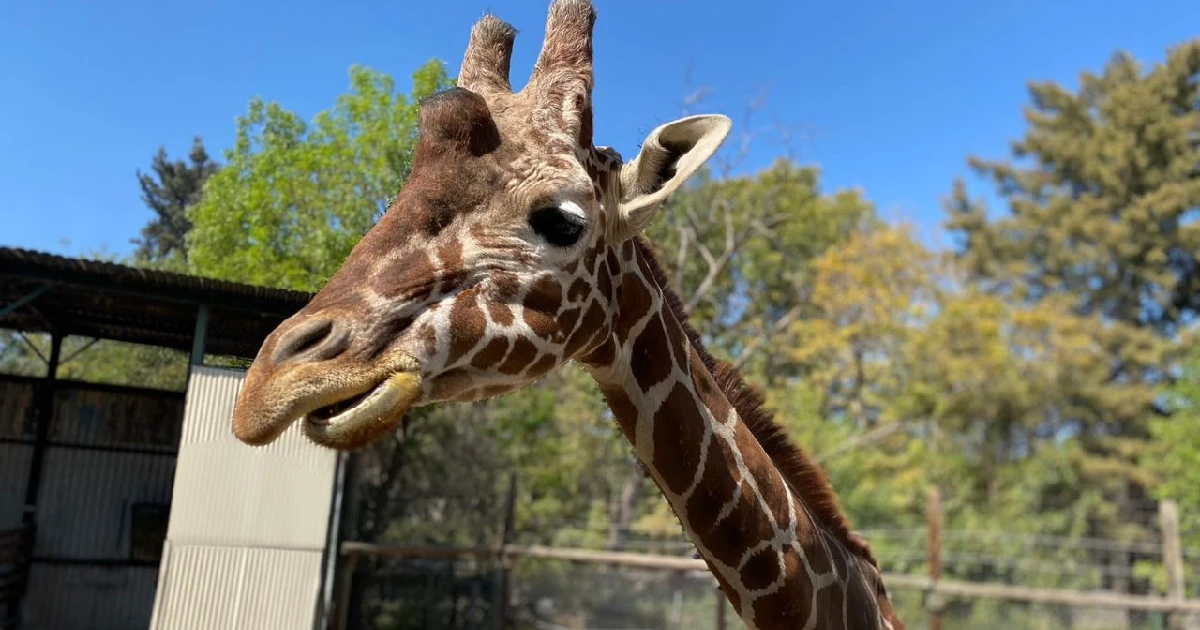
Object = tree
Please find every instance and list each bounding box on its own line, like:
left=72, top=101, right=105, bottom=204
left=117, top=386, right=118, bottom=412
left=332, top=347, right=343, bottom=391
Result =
left=941, top=41, right=1198, bottom=609
left=789, top=224, right=938, bottom=428
left=134, top=136, right=220, bottom=266
left=187, top=62, right=451, bottom=291
left=945, top=40, right=1199, bottom=337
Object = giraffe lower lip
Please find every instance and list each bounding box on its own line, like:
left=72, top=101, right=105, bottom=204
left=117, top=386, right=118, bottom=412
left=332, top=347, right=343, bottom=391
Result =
left=302, top=371, right=423, bottom=446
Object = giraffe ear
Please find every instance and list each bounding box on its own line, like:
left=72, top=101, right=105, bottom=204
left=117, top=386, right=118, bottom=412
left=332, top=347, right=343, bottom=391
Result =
left=615, top=114, right=732, bottom=240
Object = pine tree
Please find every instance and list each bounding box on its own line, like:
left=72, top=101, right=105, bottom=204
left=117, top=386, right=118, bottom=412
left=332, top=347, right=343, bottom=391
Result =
left=944, top=39, right=1200, bottom=606
left=946, top=40, right=1200, bottom=335
left=133, top=136, right=220, bottom=263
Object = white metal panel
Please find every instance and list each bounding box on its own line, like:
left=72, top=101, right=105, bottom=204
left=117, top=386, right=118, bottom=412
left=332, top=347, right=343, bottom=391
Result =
left=151, top=543, right=324, bottom=630
left=150, top=365, right=338, bottom=630
left=166, top=366, right=337, bottom=549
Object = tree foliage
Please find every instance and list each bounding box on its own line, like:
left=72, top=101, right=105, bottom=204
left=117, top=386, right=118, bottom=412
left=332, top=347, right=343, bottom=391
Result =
left=946, top=40, right=1200, bottom=336
left=187, top=62, right=451, bottom=291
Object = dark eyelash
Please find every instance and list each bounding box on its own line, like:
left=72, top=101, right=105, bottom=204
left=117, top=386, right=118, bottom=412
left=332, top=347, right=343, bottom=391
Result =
left=529, top=206, right=587, bottom=247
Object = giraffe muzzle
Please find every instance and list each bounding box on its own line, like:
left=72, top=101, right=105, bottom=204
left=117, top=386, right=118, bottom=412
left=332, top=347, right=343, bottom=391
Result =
left=232, top=347, right=424, bottom=450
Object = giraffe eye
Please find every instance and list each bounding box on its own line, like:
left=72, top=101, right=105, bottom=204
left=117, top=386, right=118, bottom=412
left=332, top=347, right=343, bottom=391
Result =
left=529, top=205, right=587, bottom=247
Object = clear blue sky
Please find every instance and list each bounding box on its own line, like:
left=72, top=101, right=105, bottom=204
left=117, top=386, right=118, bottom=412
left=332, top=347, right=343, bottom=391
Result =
left=1, top=0, right=1195, bottom=258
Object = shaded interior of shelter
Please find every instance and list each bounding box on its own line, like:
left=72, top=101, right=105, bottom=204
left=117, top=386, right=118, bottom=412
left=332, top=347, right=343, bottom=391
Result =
left=0, top=246, right=310, bottom=629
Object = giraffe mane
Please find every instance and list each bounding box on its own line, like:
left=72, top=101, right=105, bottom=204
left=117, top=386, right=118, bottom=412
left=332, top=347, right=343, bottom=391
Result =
left=633, top=237, right=880, bottom=569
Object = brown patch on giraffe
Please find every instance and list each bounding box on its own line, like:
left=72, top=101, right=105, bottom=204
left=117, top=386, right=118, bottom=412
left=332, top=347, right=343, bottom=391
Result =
left=614, top=269, right=651, bottom=342
left=751, top=547, right=811, bottom=623
left=564, top=301, right=605, bottom=357
left=631, top=314, right=671, bottom=388
left=735, top=427, right=795, bottom=533
left=497, top=337, right=538, bottom=374
left=488, top=303, right=515, bottom=327
left=652, top=383, right=707, bottom=496
left=691, top=352, right=729, bottom=420
left=577, top=100, right=594, bottom=150
left=567, top=277, right=590, bottom=303
left=662, top=312, right=690, bottom=373
left=684, top=433, right=740, bottom=527
left=799, top=524, right=835, bottom=576
left=606, top=246, right=620, bottom=275
left=595, top=259, right=613, bottom=302
left=598, top=383, right=638, bottom=444
left=580, top=336, right=616, bottom=367
left=740, top=546, right=781, bottom=592
left=471, top=337, right=511, bottom=369
left=558, top=307, right=581, bottom=336
left=446, top=292, right=486, bottom=365
left=492, top=271, right=522, bottom=300
left=704, top=480, right=773, bottom=568
left=525, top=310, right=559, bottom=341
left=420, top=325, right=438, bottom=357
left=523, top=275, right=563, bottom=315
left=429, top=367, right=473, bottom=401
left=526, top=352, right=558, bottom=378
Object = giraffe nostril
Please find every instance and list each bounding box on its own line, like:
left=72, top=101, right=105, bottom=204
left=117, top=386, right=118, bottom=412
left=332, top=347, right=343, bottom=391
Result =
left=273, top=318, right=350, bottom=365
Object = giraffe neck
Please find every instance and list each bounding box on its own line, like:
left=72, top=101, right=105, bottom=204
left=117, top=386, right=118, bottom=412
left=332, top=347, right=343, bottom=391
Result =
left=579, top=239, right=887, bottom=630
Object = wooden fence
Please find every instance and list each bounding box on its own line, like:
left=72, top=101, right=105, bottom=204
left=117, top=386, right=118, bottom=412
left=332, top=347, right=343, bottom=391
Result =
left=333, top=498, right=1197, bottom=630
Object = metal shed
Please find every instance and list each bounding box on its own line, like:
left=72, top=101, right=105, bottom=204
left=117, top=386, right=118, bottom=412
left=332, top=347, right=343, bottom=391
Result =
left=0, top=247, right=341, bottom=630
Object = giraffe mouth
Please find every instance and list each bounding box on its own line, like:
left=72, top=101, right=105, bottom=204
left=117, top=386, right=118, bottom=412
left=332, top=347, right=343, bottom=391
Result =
left=302, top=370, right=424, bottom=447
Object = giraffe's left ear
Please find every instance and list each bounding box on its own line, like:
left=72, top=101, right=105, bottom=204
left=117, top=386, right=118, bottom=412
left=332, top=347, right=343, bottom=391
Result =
left=614, top=114, right=732, bottom=241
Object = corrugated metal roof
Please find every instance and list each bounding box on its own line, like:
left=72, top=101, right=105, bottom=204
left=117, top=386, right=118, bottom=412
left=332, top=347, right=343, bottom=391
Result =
left=0, top=247, right=314, bottom=359
left=0, top=247, right=312, bottom=305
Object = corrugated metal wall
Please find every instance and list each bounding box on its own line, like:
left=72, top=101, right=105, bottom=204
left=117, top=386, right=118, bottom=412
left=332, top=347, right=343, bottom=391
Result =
left=0, top=444, right=33, bottom=529
left=150, top=366, right=339, bottom=630
left=0, top=375, right=187, bottom=630
left=0, top=378, right=36, bottom=530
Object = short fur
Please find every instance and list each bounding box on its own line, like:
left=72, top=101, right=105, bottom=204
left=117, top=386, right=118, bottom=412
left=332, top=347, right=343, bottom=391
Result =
left=634, top=237, right=880, bottom=568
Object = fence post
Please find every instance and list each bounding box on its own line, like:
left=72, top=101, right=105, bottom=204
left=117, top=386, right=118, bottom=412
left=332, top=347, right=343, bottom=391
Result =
left=495, top=473, right=518, bottom=630
left=928, top=486, right=943, bottom=630
left=715, top=580, right=727, bottom=630
left=333, top=552, right=360, bottom=630
left=1162, top=500, right=1185, bottom=630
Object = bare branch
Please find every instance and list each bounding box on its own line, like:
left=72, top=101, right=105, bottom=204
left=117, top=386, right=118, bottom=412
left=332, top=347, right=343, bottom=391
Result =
left=730, top=303, right=805, bottom=370
left=815, top=422, right=905, bottom=464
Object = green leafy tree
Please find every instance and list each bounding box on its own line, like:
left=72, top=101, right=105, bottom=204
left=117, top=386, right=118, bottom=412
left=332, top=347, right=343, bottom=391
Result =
left=134, top=136, right=220, bottom=267
left=1147, top=339, right=1200, bottom=547
left=188, top=62, right=451, bottom=291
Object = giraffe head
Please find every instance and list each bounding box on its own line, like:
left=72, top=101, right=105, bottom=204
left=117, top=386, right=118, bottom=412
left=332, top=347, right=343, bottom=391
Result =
left=231, top=0, right=731, bottom=449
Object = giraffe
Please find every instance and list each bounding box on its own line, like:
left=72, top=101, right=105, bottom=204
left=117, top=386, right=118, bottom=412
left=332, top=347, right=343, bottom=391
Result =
left=229, top=2, right=905, bottom=628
